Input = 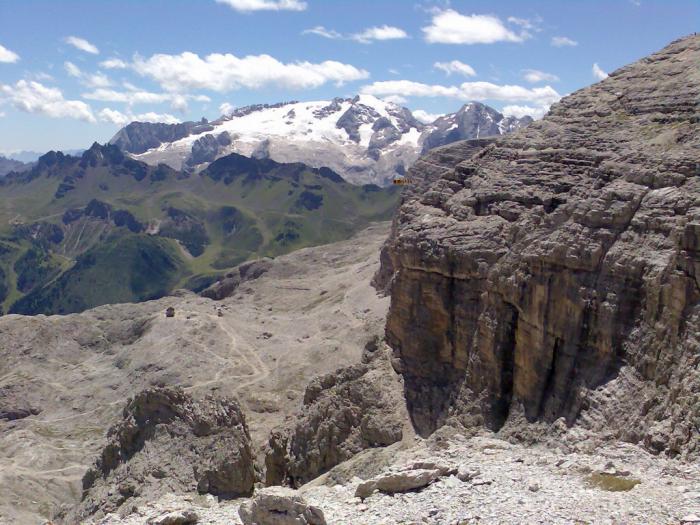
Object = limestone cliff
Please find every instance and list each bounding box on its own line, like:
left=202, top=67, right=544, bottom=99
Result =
left=380, top=35, right=700, bottom=458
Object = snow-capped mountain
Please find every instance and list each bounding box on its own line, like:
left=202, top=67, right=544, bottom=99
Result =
left=110, top=96, right=532, bottom=186
left=420, top=102, right=533, bottom=153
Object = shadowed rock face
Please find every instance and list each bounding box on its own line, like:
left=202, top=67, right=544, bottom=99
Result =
left=380, top=35, right=700, bottom=458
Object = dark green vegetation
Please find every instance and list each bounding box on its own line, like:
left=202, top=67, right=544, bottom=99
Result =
left=0, top=144, right=399, bottom=315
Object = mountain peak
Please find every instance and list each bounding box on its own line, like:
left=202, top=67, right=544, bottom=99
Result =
left=110, top=97, right=532, bottom=185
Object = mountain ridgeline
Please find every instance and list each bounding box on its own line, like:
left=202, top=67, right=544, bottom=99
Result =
left=110, top=98, right=532, bottom=186
left=0, top=143, right=399, bottom=315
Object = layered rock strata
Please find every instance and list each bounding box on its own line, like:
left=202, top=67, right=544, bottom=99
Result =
left=380, top=35, right=700, bottom=458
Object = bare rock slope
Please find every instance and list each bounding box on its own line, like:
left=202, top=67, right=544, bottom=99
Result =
left=0, top=223, right=391, bottom=524
left=380, top=34, right=700, bottom=457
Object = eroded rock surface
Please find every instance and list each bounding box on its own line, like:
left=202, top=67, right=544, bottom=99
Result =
left=265, top=340, right=407, bottom=487
left=62, top=387, right=254, bottom=523
left=380, top=35, right=700, bottom=457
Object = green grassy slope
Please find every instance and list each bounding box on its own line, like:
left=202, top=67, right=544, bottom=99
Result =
left=0, top=144, right=399, bottom=315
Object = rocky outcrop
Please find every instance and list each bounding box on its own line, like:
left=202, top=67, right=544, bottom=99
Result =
left=200, top=258, right=272, bottom=300
left=186, top=132, right=232, bottom=168
left=265, top=340, right=406, bottom=487
left=380, top=35, right=700, bottom=458
left=239, top=487, right=326, bottom=525
left=63, top=387, right=254, bottom=523
left=110, top=120, right=214, bottom=155
left=373, top=139, right=496, bottom=293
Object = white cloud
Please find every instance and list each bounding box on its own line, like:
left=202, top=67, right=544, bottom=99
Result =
left=86, top=72, right=112, bottom=88
left=64, top=36, right=99, bottom=54
left=551, top=36, right=578, bottom=47
left=592, top=62, right=608, bottom=80
left=303, top=24, right=408, bottom=44
left=65, top=61, right=112, bottom=88
left=1, top=80, right=95, bottom=122
left=434, top=60, right=476, bottom=77
left=98, top=107, right=179, bottom=126
left=100, top=58, right=128, bottom=69
left=302, top=26, right=342, bottom=39
left=522, top=69, right=559, bottom=83
left=132, top=51, right=369, bottom=92
left=413, top=109, right=443, bottom=123
left=219, top=102, right=236, bottom=115
left=0, top=111, right=5, bottom=118
left=83, top=88, right=172, bottom=104
left=83, top=87, right=209, bottom=112
left=64, top=61, right=82, bottom=77
left=501, top=104, right=548, bottom=119
left=351, top=25, right=408, bottom=44
left=382, top=95, right=408, bottom=104
left=215, top=0, right=306, bottom=12
left=361, top=79, right=561, bottom=106
left=506, top=16, right=540, bottom=32
left=423, top=10, right=526, bottom=44
left=0, top=44, right=20, bottom=63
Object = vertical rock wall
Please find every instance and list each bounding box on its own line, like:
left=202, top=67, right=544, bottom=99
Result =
left=380, top=35, right=700, bottom=458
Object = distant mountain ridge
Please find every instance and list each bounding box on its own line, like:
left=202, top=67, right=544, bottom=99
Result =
left=0, top=156, right=28, bottom=177
left=109, top=97, right=532, bottom=186
left=0, top=143, right=398, bottom=315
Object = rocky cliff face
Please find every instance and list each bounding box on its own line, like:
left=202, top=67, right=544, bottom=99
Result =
left=379, top=35, right=700, bottom=458
left=62, top=387, right=254, bottom=523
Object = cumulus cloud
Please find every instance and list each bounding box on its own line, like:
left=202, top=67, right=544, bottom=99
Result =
left=64, top=36, right=99, bottom=54
left=98, top=107, right=180, bottom=126
left=361, top=79, right=561, bottom=106
left=83, top=87, right=209, bottom=112
left=100, top=58, right=128, bottom=69
left=501, top=104, right=548, bottom=119
left=64, top=61, right=112, bottom=88
left=423, top=10, right=527, bottom=44
left=131, top=51, right=369, bottom=92
left=1, top=80, right=95, bottom=122
left=0, top=44, right=20, bottom=63
left=434, top=60, right=476, bottom=77
left=351, top=25, right=408, bottom=43
left=219, top=101, right=236, bottom=116
left=413, top=109, right=443, bottom=124
left=551, top=36, right=578, bottom=47
left=522, top=69, right=559, bottom=83
left=215, top=0, right=306, bottom=12
left=592, top=62, right=608, bottom=80
left=302, top=26, right=342, bottom=39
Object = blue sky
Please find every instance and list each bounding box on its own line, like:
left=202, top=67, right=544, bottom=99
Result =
left=0, top=0, right=697, bottom=153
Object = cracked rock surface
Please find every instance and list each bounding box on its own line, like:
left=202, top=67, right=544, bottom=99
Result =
left=380, top=34, right=700, bottom=456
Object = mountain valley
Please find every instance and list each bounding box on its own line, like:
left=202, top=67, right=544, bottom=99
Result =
left=0, top=145, right=398, bottom=315
left=0, top=24, right=698, bottom=525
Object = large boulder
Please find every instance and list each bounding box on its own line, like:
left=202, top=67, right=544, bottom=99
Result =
left=238, top=487, right=326, bottom=525
left=380, top=34, right=700, bottom=458
left=62, top=387, right=254, bottom=523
